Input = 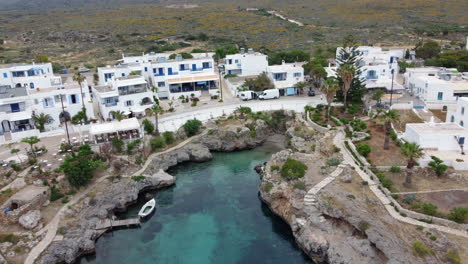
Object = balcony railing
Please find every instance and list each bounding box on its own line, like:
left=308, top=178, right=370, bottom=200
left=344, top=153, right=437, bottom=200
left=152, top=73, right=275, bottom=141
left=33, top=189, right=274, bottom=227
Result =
left=104, top=102, right=118, bottom=107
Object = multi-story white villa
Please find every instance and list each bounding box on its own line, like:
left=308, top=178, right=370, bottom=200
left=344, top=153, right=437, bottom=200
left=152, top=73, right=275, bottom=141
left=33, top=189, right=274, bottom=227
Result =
left=0, top=63, right=94, bottom=143
left=328, top=46, right=405, bottom=91
left=447, top=97, right=468, bottom=127
left=405, top=67, right=468, bottom=109
left=225, top=48, right=268, bottom=77
left=267, top=61, right=304, bottom=95
left=93, top=75, right=154, bottom=121
left=97, top=52, right=219, bottom=100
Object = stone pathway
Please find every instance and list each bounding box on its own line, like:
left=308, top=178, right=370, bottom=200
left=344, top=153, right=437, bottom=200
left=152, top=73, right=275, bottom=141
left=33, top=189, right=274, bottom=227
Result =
left=393, top=188, right=468, bottom=195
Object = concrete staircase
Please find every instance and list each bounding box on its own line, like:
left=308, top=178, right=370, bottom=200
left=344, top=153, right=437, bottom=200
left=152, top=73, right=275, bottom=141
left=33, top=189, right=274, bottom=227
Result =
left=303, top=164, right=347, bottom=206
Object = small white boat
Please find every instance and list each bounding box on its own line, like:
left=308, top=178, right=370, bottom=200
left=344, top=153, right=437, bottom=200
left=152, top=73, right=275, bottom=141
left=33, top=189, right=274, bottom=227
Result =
left=138, top=198, right=156, bottom=218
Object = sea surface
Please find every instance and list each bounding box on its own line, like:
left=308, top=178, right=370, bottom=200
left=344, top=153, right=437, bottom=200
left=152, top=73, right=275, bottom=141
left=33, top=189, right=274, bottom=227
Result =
left=80, top=145, right=312, bottom=264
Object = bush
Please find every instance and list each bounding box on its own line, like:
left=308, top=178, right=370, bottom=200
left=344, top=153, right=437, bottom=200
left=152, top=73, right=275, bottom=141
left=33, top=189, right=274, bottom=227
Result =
left=280, top=159, right=308, bottom=180
left=183, top=119, right=202, bottom=137
left=111, top=137, right=124, bottom=153
left=389, top=166, right=401, bottom=173
left=445, top=250, right=461, bottom=264
left=126, top=139, right=141, bottom=155
left=293, top=181, right=307, bottom=190
left=428, top=156, right=448, bottom=176
left=150, top=136, right=166, bottom=151
left=413, top=240, right=432, bottom=256
left=356, top=144, right=371, bottom=157
left=358, top=221, right=370, bottom=232
left=131, top=176, right=145, bottom=182
left=162, top=131, right=175, bottom=145
left=403, top=194, right=416, bottom=204
left=447, top=207, right=468, bottom=224
left=263, top=182, right=273, bottom=193
left=270, top=165, right=280, bottom=172
left=327, top=157, right=340, bottom=167
left=61, top=145, right=103, bottom=188
left=391, top=194, right=400, bottom=199
left=375, top=172, right=394, bottom=190
left=0, top=234, right=20, bottom=244
left=142, top=119, right=155, bottom=135
left=50, top=186, right=64, bottom=201
left=421, top=203, right=438, bottom=216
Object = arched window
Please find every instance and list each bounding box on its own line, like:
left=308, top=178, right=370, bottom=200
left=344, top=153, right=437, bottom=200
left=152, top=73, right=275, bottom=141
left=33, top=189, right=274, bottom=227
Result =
left=460, top=121, right=464, bottom=127
left=451, top=115, right=455, bottom=122
left=30, top=82, right=34, bottom=89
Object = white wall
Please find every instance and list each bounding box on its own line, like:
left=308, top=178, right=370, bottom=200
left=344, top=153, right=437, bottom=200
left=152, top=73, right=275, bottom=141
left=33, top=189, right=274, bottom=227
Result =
left=225, top=53, right=268, bottom=76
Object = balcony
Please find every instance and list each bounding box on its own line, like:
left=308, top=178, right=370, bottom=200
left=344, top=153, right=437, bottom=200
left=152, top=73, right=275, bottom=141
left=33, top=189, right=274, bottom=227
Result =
left=191, top=68, right=204, bottom=72
left=104, top=102, right=118, bottom=107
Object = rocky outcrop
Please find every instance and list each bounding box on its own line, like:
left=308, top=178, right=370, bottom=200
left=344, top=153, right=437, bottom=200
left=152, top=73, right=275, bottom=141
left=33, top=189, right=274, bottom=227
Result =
left=19, top=210, right=41, bottom=230
left=0, top=253, right=5, bottom=264
left=39, top=170, right=175, bottom=264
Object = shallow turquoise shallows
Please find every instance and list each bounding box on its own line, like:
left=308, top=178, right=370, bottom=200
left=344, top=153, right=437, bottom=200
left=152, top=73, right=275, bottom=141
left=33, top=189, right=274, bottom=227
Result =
left=80, top=146, right=312, bottom=264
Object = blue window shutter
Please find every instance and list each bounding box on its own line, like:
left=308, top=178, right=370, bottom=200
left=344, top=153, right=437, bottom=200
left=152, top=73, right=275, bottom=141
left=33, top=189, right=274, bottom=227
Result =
left=76, top=94, right=80, bottom=104
left=144, top=67, right=148, bottom=72
left=2, top=73, right=6, bottom=78
left=68, top=95, right=72, bottom=104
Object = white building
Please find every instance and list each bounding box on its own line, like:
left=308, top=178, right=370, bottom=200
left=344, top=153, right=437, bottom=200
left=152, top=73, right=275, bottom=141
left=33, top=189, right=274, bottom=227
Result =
left=267, top=61, right=304, bottom=95
left=225, top=48, right=268, bottom=77
left=446, top=97, right=468, bottom=127
left=405, top=67, right=468, bottom=109
left=403, top=122, right=468, bottom=152
left=0, top=63, right=94, bottom=143
left=97, top=52, right=220, bottom=100
left=93, top=75, right=154, bottom=121
left=328, top=46, right=405, bottom=91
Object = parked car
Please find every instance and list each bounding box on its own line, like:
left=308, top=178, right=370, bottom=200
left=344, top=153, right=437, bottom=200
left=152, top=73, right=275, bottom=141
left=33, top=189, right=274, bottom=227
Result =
left=258, top=89, right=280, bottom=100
left=78, top=68, right=90, bottom=73
left=308, top=90, right=316, bottom=96
left=239, top=91, right=258, bottom=101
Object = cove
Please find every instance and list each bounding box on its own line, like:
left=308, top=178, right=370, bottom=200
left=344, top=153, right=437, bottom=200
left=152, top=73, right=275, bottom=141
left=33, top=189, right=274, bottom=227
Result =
left=80, top=145, right=312, bottom=264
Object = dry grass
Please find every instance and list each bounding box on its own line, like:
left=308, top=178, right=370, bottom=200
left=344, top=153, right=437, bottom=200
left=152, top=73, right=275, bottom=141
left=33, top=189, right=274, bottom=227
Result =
left=393, top=110, right=424, bottom=132
left=430, top=110, right=447, bottom=122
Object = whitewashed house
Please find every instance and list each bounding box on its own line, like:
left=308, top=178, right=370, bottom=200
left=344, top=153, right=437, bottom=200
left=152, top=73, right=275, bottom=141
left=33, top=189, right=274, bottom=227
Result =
left=0, top=63, right=94, bottom=142
left=267, top=61, right=304, bottom=95
left=446, top=97, right=468, bottom=127
left=225, top=48, right=268, bottom=77
left=97, top=52, right=220, bottom=100
left=405, top=67, right=468, bottom=109
left=93, top=75, right=154, bottom=121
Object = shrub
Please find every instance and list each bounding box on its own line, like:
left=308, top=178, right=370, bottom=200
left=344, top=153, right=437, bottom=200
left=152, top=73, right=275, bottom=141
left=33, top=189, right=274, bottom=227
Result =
left=391, top=194, right=400, bottom=199
left=142, top=119, right=155, bottom=134
left=0, top=234, right=20, bottom=244
left=183, top=119, right=202, bottom=137
left=403, top=194, right=416, bottom=204
left=126, top=139, right=141, bottom=155
left=445, top=250, right=461, bottom=264
left=376, top=172, right=394, bottom=190
left=150, top=136, right=166, bottom=151
left=263, top=182, right=273, bottom=193
left=362, top=181, right=369, bottom=186
left=389, top=166, right=401, bottom=173
left=428, top=156, right=448, bottom=176
left=131, top=176, right=145, bottom=182
left=400, top=213, right=407, bottom=217
left=413, top=240, right=432, bottom=256
left=356, top=144, right=371, bottom=157
left=327, top=157, right=340, bottom=167
left=421, top=203, right=438, bottom=216
left=447, top=207, right=468, bottom=224
left=293, top=181, right=306, bottom=190
left=429, top=235, right=437, bottom=241
left=280, top=159, right=308, bottom=180
left=358, top=221, right=370, bottom=232
left=162, top=131, right=175, bottom=145
left=111, top=137, right=124, bottom=153
left=61, top=145, right=103, bottom=188
left=270, top=165, right=280, bottom=172
left=333, top=145, right=340, bottom=153
left=50, top=186, right=64, bottom=201
left=61, top=197, right=69, bottom=204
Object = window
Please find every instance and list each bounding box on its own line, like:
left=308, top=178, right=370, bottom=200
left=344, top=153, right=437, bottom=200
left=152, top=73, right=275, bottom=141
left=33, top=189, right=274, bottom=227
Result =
left=144, top=67, right=148, bottom=72
left=43, top=98, right=54, bottom=108
left=294, top=72, right=302, bottom=78
left=125, top=100, right=133, bottom=106
left=2, top=73, right=6, bottom=78
left=54, top=95, right=60, bottom=103
left=12, top=71, right=25, bottom=77
left=158, top=82, right=165, bottom=88
left=180, top=64, right=189, bottom=71
left=437, top=92, right=443, bottom=101
left=450, top=115, right=455, bottom=122
left=234, top=59, right=239, bottom=63
left=460, top=121, right=464, bottom=127
left=121, top=73, right=125, bottom=77
left=70, top=94, right=78, bottom=104
left=30, top=82, right=34, bottom=89
left=462, top=107, right=465, bottom=115
left=227, top=59, right=232, bottom=65
left=104, top=73, right=113, bottom=82
left=34, top=99, right=39, bottom=105
left=202, top=62, right=211, bottom=69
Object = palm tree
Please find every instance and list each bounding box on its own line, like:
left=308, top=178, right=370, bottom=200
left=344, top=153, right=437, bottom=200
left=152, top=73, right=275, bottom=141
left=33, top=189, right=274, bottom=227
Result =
left=73, top=72, right=86, bottom=110
left=32, top=113, right=53, bottom=132
left=400, top=142, right=423, bottom=187
left=336, top=63, right=356, bottom=108
left=151, top=98, right=162, bottom=136
left=10, top=148, right=22, bottom=163
left=21, top=136, right=40, bottom=157
left=113, top=111, right=126, bottom=122
left=321, top=77, right=339, bottom=122
left=381, top=110, right=400, bottom=150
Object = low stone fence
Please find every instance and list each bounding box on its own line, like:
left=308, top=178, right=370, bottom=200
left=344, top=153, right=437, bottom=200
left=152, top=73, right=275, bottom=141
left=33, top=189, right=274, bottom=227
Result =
left=304, top=113, right=329, bottom=133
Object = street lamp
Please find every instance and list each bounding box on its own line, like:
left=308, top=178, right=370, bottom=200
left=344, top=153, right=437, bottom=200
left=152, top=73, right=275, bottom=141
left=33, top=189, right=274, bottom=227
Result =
left=389, top=69, right=395, bottom=107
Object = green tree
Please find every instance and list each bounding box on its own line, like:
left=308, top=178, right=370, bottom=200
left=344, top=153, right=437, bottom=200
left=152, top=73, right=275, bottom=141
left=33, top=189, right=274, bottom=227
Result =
left=61, top=145, right=103, bottom=188
left=357, top=144, right=371, bottom=157
left=214, top=46, right=238, bottom=60
left=381, top=110, right=400, bottom=150
left=10, top=148, right=22, bottom=163
left=372, top=89, right=385, bottom=104
left=32, top=113, right=53, bottom=132
left=280, top=158, right=308, bottom=180
left=268, top=50, right=310, bottom=65
left=183, top=119, right=202, bottom=137
left=150, top=98, right=162, bottom=135
left=34, top=54, right=49, bottom=63
left=243, top=72, right=274, bottom=92
left=93, top=73, right=99, bottom=85
left=336, top=63, right=356, bottom=108
left=142, top=119, right=155, bottom=135
left=447, top=207, right=468, bottom=224
left=428, top=156, right=448, bottom=176
left=415, top=40, right=440, bottom=60
left=321, top=77, right=339, bottom=122
left=21, top=136, right=40, bottom=157
left=162, top=131, right=175, bottom=145
left=71, top=108, right=88, bottom=125
left=400, top=142, right=423, bottom=187
left=303, top=60, right=327, bottom=88
left=150, top=136, right=166, bottom=151
left=113, top=110, right=126, bottom=121
left=72, top=72, right=87, bottom=111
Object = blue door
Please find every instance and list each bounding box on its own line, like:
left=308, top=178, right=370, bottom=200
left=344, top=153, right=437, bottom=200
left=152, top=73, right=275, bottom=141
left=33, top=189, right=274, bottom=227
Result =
left=168, top=68, right=173, bottom=75
left=192, top=64, right=197, bottom=71
left=10, top=103, right=20, bottom=113
left=158, top=68, right=164, bottom=76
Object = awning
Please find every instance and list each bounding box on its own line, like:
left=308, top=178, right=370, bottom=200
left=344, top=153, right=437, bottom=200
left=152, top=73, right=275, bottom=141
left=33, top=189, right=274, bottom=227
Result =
left=89, top=118, right=140, bottom=135
left=167, top=75, right=218, bottom=84
left=9, top=111, right=32, bottom=121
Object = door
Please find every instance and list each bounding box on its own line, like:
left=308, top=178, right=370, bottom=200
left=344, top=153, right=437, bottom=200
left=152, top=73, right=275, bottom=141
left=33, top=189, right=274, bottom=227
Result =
left=10, top=103, right=20, bottom=113
left=2, top=120, right=10, bottom=132
left=168, top=68, right=173, bottom=75
left=192, top=64, right=197, bottom=71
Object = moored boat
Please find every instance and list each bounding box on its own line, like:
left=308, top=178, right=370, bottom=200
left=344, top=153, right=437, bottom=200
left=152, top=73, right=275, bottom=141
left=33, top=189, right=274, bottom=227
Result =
left=138, top=198, right=156, bottom=218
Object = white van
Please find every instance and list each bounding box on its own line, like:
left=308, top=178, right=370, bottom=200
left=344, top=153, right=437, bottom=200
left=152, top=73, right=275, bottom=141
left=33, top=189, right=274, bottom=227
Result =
left=239, top=91, right=257, bottom=101
left=258, top=89, right=280, bottom=100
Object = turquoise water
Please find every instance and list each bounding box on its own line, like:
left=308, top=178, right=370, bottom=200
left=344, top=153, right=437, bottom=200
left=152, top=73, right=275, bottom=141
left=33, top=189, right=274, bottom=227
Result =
left=80, top=146, right=312, bottom=264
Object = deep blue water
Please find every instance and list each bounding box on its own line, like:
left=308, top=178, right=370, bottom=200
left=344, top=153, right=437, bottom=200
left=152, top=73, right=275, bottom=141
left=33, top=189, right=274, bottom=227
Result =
left=80, top=146, right=312, bottom=264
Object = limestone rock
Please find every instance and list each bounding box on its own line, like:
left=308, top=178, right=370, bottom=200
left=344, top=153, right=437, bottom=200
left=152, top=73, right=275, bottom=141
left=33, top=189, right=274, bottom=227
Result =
left=19, top=210, right=41, bottom=230
left=0, top=253, right=5, bottom=264
left=9, top=177, right=26, bottom=190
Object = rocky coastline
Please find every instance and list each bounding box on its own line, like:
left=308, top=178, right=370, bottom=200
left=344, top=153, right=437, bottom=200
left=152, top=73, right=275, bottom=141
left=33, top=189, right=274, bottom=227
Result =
left=38, top=118, right=273, bottom=264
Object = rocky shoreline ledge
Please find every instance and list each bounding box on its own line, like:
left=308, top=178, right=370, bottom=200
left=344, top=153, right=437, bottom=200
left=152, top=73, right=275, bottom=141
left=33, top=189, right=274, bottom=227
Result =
left=38, top=118, right=272, bottom=264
